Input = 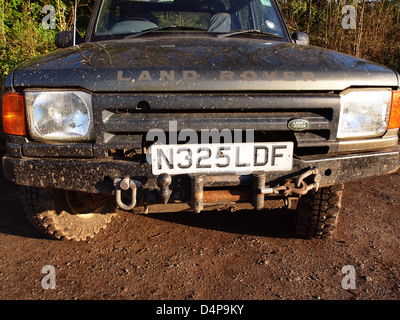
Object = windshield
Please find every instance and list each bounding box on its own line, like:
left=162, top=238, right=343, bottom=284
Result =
left=93, top=0, right=288, bottom=41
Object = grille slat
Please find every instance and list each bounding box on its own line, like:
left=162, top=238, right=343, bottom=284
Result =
left=103, top=111, right=331, bottom=133
left=92, top=93, right=340, bottom=158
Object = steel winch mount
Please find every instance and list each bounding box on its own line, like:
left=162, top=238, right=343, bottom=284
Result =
left=112, top=167, right=321, bottom=213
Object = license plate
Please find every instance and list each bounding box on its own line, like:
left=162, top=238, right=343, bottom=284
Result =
left=149, top=142, right=293, bottom=175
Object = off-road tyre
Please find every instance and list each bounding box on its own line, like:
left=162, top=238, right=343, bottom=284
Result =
left=295, top=184, right=344, bottom=239
left=21, top=187, right=116, bottom=241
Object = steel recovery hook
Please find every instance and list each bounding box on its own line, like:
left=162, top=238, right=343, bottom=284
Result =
left=284, top=167, right=321, bottom=196
left=259, top=167, right=321, bottom=197
left=296, top=167, right=321, bottom=190
left=113, top=178, right=142, bottom=211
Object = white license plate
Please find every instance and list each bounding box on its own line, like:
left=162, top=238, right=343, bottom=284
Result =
left=149, top=142, right=293, bottom=175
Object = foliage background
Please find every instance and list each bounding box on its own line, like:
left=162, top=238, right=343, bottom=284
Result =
left=2, top=0, right=400, bottom=89
left=1, top=0, right=95, bottom=86
left=280, top=0, right=400, bottom=74
left=0, top=0, right=94, bottom=138
left=1, top=0, right=400, bottom=138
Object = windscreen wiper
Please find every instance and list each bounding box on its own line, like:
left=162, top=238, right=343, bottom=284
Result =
left=217, top=29, right=283, bottom=39
left=125, top=26, right=207, bottom=39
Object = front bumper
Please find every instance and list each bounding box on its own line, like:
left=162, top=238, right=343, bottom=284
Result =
left=3, top=146, right=400, bottom=212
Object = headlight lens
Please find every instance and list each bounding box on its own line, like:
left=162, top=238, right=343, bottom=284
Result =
left=25, top=91, right=94, bottom=142
left=337, top=89, right=391, bottom=139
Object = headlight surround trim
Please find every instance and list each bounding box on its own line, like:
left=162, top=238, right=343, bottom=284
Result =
left=25, top=90, right=94, bottom=142
left=337, top=88, right=392, bottom=140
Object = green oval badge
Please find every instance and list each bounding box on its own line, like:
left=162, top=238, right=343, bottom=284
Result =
left=288, top=118, right=309, bottom=131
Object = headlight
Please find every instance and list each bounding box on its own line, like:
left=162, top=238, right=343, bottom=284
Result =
left=337, top=89, right=391, bottom=139
left=25, top=90, right=94, bottom=142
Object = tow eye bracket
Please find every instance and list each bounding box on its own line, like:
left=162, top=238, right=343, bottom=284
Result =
left=259, top=167, right=321, bottom=197
left=283, top=167, right=321, bottom=196
left=113, top=177, right=142, bottom=211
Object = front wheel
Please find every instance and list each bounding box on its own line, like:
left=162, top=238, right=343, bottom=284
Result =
left=295, top=184, right=344, bottom=239
left=21, top=187, right=116, bottom=241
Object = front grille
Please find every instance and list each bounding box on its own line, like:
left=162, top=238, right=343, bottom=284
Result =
left=93, top=93, right=340, bottom=159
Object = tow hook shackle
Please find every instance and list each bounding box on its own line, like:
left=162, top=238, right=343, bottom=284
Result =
left=113, top=178, right=142, bottom=211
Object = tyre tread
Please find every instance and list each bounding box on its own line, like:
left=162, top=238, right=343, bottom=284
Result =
left=295, top=184, right=344, bottom=239
left=20, top=187, right=115, bottom=241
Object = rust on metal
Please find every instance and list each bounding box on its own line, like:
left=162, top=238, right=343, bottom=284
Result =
left=203, top=189, right=251, bottom=204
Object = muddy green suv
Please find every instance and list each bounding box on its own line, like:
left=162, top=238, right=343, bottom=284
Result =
left=2, top=0, right=400, bottom=241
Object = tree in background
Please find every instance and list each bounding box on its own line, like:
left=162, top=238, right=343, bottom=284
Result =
left=279, top=0, right=400, bottom=74
left=1, top=0, right=400, bottom=89
left=0, top=0, right=95, bottom=89
left=0, top=0, right=95, bottom=137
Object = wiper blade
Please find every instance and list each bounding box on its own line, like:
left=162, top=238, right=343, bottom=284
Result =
left=217, top=29, right=283, bottom=39
left=125, top=26, right=207, bottom=39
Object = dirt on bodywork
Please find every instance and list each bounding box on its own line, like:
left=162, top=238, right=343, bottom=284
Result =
left=0, top=145, right=399, bottom=300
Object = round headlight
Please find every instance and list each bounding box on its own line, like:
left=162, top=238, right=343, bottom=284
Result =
left=26, top=91, right=94, bottom=142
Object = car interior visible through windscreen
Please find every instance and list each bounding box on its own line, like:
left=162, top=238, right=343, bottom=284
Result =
left=93, top=0, right=287, bottom=40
